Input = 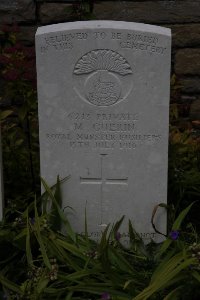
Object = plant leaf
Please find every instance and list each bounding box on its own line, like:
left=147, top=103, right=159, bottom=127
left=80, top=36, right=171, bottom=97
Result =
left=172, top=202, right=194, bottom=230
left=0, top=110, right=13, bottom=121
left=34, top=199, right=51, bottom=269
left=26, top=214, right=33, bottom=265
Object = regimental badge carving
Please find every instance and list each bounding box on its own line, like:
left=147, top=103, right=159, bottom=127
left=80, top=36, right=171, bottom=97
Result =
left=74, top=49, right=132, bottom=76
left=73, top=49, right=133, bottom=107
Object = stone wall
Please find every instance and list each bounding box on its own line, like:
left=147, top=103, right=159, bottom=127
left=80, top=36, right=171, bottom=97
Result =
left=0, top=0, right=200, bottom=122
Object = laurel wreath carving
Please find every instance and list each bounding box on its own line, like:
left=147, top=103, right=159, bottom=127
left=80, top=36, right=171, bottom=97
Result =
left=74, top=49, right=132, bottom=76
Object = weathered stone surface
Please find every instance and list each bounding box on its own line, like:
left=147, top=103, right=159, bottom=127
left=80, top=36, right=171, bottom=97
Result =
left=175, top=49, right=200, bottom=75
left=0, top=0, right=35, bottom=24
left=93, top=1, right=200, bottom=24
left=0, top=129, right=3, bottom=220
left=170, top=24, right=200, bottom=48
left=190, top=99, right=200, bottom=120
left=39, top=3, right=73, bottom=24
left=36, top=21, right=171, bottom=244
left=179, top=77, right=200, bottom=94
left=19, top=26, right=37, bottom=45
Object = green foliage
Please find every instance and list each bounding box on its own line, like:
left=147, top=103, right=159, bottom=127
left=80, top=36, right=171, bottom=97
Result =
left=168, top=74, right=200, bottom=230
left=0, top=24, right=40, bottom=210
left=168, top=116, right=200, bottom=230
left=0, top=181, right=200, bottom=300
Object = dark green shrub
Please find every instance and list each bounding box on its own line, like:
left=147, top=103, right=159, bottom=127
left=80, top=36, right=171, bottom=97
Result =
left=0, top=24, right=40, bottom=211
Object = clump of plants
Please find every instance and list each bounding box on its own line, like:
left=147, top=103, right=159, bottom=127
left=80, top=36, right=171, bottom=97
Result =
left=168, top=75, right=200, bottom=230
left=0, top=179, right=200, bottom=300
left=0, top=24, right=40, bottom=210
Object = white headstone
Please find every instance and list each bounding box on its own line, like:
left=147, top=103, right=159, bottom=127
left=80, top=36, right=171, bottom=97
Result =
left=0, top=128, right=3, bottom=220
left=36, top=21, right=171, bottom=244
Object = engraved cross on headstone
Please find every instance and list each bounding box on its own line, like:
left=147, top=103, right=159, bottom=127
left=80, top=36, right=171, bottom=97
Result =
left=80, top=154, right=128, bottom=225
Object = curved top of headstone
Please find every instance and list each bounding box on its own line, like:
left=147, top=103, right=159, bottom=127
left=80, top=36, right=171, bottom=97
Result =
left=36, top=20, right=171, bottom=36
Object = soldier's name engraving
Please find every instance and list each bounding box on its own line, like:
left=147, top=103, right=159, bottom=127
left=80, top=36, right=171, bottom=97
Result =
left=92, top=123, right=135, bottom=131
left=67, top=122, right=137, bottom=132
